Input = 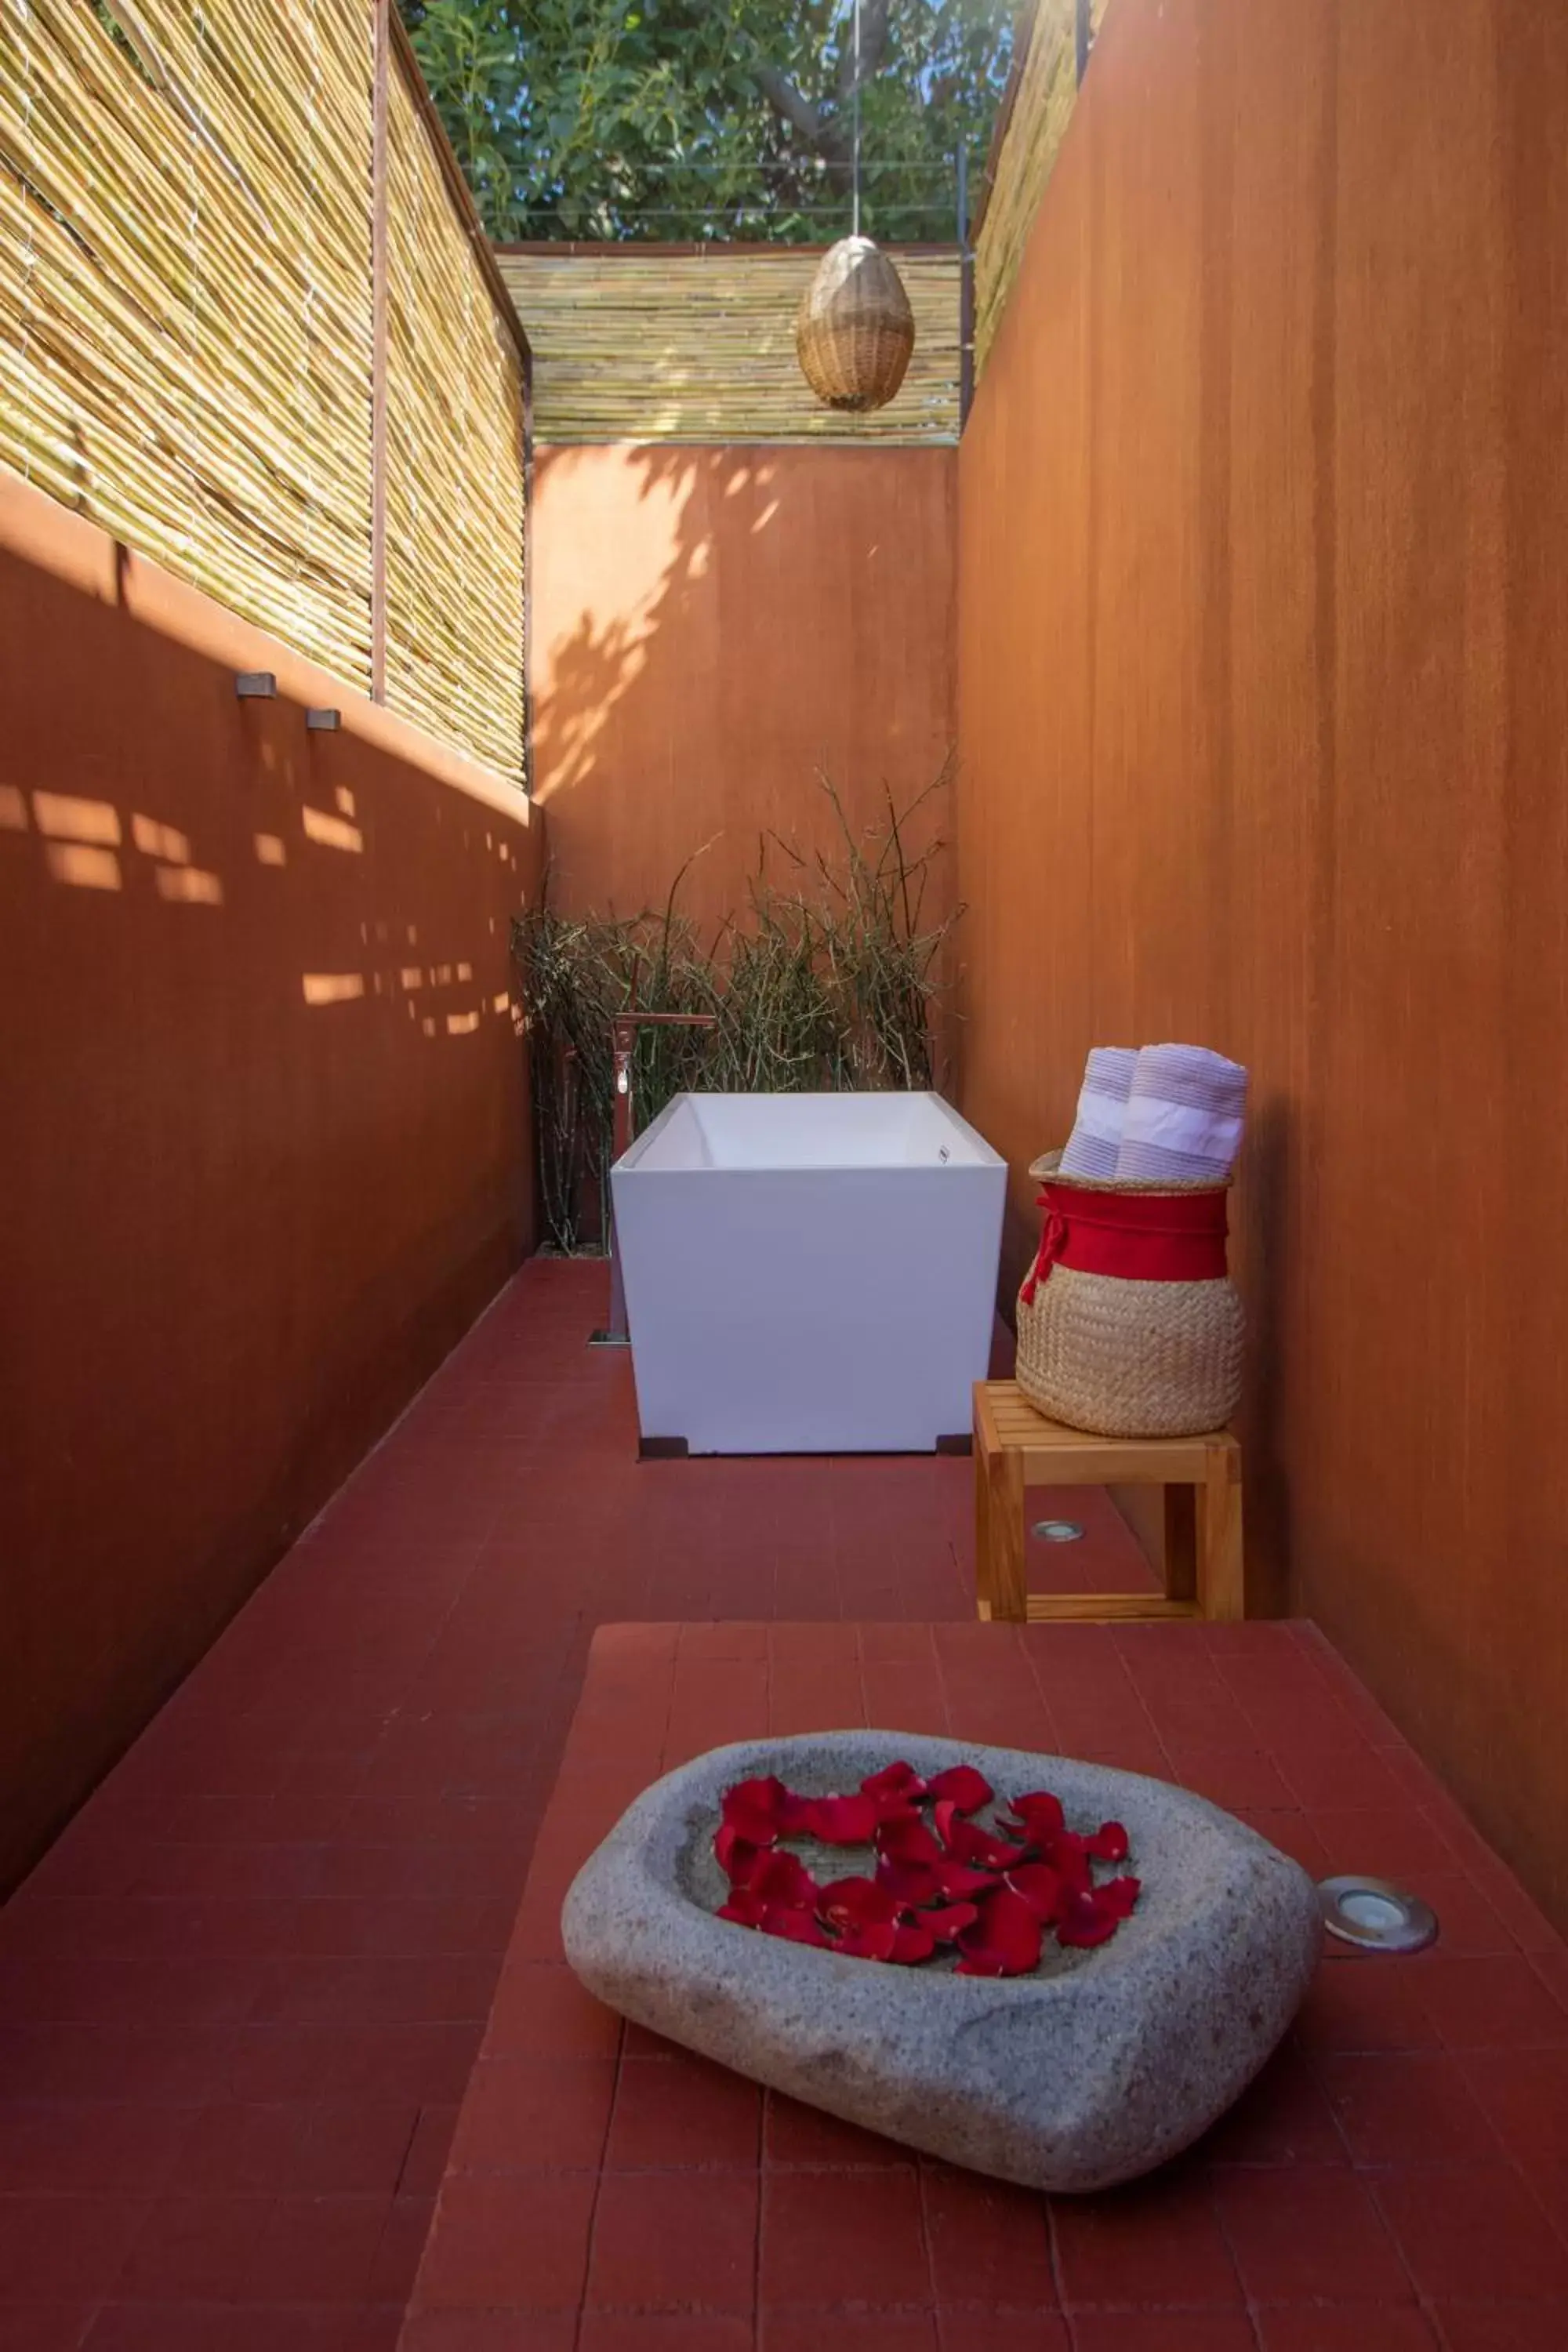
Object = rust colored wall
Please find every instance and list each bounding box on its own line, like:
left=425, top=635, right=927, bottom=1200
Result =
left=0, top=478, right=541, bottom=1894
left=530, top=445, right=956, bottom=935
left=958, top=0, right=1568, bottom=1926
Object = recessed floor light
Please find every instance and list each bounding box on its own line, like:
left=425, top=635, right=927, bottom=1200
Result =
left=1032, top=1519, right=1085, bottom=1544
left=1318, top=1875, right=1438, bottom=1953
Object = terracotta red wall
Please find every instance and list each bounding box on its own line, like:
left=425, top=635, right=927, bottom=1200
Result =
left=0, top=478, right=542, bottom=1893
left=530, top=445, right=956, bottom=935
left=958, top=0, right=1568, bottom=1927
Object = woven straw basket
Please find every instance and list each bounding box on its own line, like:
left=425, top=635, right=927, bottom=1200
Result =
left=1015, top=1153, right=1243, bottom=1439
left=796, top=237, right=916, bottom=413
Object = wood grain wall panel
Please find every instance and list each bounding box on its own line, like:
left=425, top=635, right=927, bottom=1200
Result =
left=531, top=445, right=956, bottom=942
left=957, top=0, right=1568, bottom=1926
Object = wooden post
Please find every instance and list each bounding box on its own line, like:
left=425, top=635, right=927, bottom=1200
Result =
left=1197, top=1443, right=1246, bottom=1621
left=369, top=0, right=389, bottom=704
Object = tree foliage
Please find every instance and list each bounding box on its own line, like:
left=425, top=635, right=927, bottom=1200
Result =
left=399, top=0, right=1014, bottom=244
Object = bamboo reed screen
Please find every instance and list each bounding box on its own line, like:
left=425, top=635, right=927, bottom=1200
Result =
left=384, top=53, right=525, bottom=784
left=0, top=0, right=375, bottom=685
left=973, top=0, right=1111, bottom=379
left=495, top=247, right=960, bottom=445
left=0, top=1, right=529, bottom=784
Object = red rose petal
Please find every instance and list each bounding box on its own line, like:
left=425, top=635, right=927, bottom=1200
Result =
left=946, top=1817, right=1030, bottom=1872
left=816, top=1875, right=900, bottom=1933
left=761, top=1905, right=832, bottom=1947
left=934, top=1859, right=1000, bottom=1900
left=715, top=1824, right=760, bottom=1881
left=836, top=1919, right=900, bottom=1962
left=1055, top=1889, right=1121, bottom=1948
left=799, top=1792, right=880, bottom=1846
left=953, top=1945, right=1012, bottom=1977
left=1052, top=1835, right=1093, bottom=1897
left=1004, top=1862, right=1063, bottom=1921
left=877, top=1813, right=942, bottom=1867
left=1087, top=1821, right=1130, bottom=1864
left=750, top=1849, right=819, bottom=1907
left=1006, top=1791, right=1066, bottom=1842
left=927, top=1765, right=994, bottom=1814
left=889, top=1922, right=937, bottom=1965
left=1096, top=1875, right=1141, bottom=1918
left=961, top=1886, right=1044, bottom=1975
left=861, top=1761, right=927, bottom=1813
left=717, top=1889, right=768, bottom=1927
left=874, top=1857, right=943, bottom=1907
left=920, top=1901, right=980, bottom=1942
left=721, top=1777, right=790, bottom=1838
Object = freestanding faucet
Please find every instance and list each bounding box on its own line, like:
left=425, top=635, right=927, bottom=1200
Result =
left=589, top=1011, right=718, bottom=1348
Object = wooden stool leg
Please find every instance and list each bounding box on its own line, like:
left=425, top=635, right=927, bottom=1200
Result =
left=1163, top=1485, right=1198, bottom=1606
left=991, top=1445, right=1029, bottom=1624
left=1196, top=1446, right=1245, bottom=1621
left=973, top=1411, right=995, bottom=1622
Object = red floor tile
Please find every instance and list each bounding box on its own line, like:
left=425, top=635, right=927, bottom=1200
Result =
left=0, top=2310, right=98, bottom=2352
left=1457, top=2048, right=1568, bottom=2166
left=604, top=2053, right=761, bottom=2171
left=113, top=2190, right=267, bottom=2299
left=411, top=2169, right=596, bottom=2312
left=584, top=2320, right=756, bottom=2352
left=1051, top=2169, right=1240, bottom=2310
left=1065, top=2317, right=1256, bottom=2352
left=937, top=2318, right=1069, bottom=2352
left=1317, top=2051, right=1504, bottom=2166
left=5, top=1263, right=1568, bottom=2352
left=1414, top=1955, right=1568, bottom=2051
left=252, top=2191, right=394, bottom=2300
left=1430, top=2308, right=1568, bottom=2350
left=764, top=2318, right=939, bottom=2350
left=1253, top=2310, right=1440, bottom=2350
left=1372, top=2166, right=1568, bottom=2302
left=760, top=2166, right=930, bottom=2310
left=763, top=2092, right=913, bottom=2171
left=921, top=2162, right=1056, bottom=2309
left=1209, top=2166, right=1412, bottom=2304
left=587, top=2168, right=758, bottom=2313
left=0, top=2100, right=193, bottom=2192
left=449, top=2056, right=617, bottom=2172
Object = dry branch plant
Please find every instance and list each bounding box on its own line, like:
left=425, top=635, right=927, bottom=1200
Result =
left=512, top=773, right=960, bottom=1254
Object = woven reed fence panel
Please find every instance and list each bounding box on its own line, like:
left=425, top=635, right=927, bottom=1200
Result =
left=0, top=0, right=375, bottom=685
left=973, top=0, right=1111, bottom=379
left=384, top=56, right=525, bottom=785
left=495, top=248, right=960, bottom=445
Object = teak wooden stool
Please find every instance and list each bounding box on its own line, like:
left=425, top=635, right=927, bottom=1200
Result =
left=972, top=1381, right=1244, bottom=1624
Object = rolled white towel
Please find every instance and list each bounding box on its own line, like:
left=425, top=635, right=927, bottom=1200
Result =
left=1115, top=1044, right=1247, bottom=1183
left=1058, top=1046, right=1139, bottom=1178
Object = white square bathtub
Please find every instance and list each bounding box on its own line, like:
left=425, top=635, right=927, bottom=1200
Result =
left=610, top=1091, right=1006, bottom=1454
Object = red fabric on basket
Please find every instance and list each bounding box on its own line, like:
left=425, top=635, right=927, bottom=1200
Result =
left=1020, top=1180, right=1230, bottom=1305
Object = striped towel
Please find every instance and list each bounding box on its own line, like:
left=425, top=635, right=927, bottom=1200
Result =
left=1115, top=1044, right=1248, bottom=1183
left=1058, top=1046, right=1139, bottom=1178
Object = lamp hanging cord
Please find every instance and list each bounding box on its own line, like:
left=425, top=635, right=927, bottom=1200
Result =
left=851, top=0, right=862, bottom=237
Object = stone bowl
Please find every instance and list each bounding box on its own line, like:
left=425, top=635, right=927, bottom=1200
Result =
left=561, top=1730, right=1323, bottom=2193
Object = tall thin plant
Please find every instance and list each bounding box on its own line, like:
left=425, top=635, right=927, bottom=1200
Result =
left=512, top=771, right=960, bottom=1254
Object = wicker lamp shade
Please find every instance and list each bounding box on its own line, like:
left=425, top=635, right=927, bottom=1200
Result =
left=795, top=236, right=916, bottom=412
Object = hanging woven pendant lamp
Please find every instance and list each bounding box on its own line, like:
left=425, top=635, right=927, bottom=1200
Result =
left=795, top=0, right=916, bottom=412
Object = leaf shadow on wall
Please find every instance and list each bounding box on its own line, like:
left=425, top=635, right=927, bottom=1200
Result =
left=528, top=438, right=959, bottom=944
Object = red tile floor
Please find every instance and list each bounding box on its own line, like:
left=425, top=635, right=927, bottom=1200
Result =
left=2, top=1259, right=1564, bottom=2348
left=408, top=1620, right=1568, bottom=2352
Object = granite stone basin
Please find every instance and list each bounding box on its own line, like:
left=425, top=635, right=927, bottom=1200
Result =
left=561, top=1730, right=1322, bottom=2193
